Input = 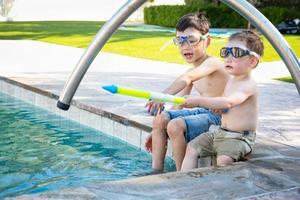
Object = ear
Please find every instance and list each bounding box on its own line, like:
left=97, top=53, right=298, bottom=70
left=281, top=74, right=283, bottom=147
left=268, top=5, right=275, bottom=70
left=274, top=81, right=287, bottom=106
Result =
left=205, top=37, right=211, bottom=48
left=250, top=56, right=259, bottom=68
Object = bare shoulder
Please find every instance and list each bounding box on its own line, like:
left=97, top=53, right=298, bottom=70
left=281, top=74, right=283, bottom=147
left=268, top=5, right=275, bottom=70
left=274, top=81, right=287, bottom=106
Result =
left=182, top=56, right=226, bottom=82
left=203, top=56, right=224, bottom=68
left=246, top=77, right=257, bottom=87
left=240, top=77, right=258, bottom=95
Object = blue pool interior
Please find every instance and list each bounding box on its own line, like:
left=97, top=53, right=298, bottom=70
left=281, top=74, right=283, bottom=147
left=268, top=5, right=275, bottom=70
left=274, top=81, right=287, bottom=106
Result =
left=0, top=92, right=175, bottom=198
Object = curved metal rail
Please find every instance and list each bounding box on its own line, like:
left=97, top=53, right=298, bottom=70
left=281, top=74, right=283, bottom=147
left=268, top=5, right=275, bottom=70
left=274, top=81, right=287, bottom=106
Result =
left=57, top=0, right=300, bottom=111
left=57, top=0, right=147, bottom=110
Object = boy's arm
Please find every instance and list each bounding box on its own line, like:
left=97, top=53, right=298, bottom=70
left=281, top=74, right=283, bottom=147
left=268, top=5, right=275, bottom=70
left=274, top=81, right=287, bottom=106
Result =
left=170, top=83, right=193, bottom=110
left=146, top=81, right=193, bottom=115
left=163, top=58, right=222, bottom=95
left=184, top=82, right=257, bottom=109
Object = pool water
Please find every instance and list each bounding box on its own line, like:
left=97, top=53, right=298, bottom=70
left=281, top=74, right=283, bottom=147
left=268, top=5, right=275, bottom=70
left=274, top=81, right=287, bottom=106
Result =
left=0, top=92, right=175, bottom=198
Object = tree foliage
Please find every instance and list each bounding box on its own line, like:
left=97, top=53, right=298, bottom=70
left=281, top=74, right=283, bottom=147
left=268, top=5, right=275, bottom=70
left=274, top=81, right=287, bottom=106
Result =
left=185, top=0, right=300, bottom=9
left=144, top=3, right=300, bottom=28
left=0, top=0, right=15, bottom=17
left=255, top=0, right=300, bottom=9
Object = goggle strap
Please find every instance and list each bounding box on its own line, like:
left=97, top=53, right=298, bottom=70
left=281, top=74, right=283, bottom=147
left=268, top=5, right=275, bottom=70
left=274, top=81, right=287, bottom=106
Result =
left=200, top=33, right=209, bottom=40
left=250, top=51, right=260, bottom=59
left=160, top=39, right=174, bottom=51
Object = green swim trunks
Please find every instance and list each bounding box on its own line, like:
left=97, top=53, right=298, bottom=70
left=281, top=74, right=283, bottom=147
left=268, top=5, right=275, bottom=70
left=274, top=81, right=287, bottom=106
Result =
left=189, top=125, right=256, bottom=161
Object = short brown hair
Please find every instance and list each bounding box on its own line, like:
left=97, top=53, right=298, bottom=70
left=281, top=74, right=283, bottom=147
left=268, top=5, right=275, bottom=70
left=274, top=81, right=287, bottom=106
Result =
left=175, top=12, right=210, bottom=35
left=229, top=30, right=264, bottom=57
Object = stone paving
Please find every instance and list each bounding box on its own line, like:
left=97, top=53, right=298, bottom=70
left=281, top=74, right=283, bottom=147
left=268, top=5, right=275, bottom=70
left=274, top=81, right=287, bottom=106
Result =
left=1, top=40, right=300, bottom=199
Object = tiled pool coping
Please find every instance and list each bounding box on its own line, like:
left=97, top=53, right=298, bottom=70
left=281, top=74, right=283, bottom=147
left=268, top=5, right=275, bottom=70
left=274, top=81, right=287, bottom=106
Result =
left=0, top=76, right=168, bottom=154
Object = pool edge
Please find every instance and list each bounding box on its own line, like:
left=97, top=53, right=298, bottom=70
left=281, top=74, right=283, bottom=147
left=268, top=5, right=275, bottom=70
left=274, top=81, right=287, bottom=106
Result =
left=0, top=76, right=169, bottom=153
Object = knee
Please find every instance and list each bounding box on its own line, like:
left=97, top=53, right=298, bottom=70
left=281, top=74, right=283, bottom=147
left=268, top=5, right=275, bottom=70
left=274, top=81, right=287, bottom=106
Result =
left=185, top=145, right=198, bottom=158
left=152, top=112, right=169, bottom=129
left=167, top=119, right=185, bottom=139
left=216, top=155, right=234, bottom=166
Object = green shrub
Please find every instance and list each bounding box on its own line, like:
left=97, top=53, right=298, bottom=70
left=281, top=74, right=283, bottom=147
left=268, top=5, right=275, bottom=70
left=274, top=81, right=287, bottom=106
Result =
left=144, top=5, right=191, bottom=28
left=256, top=0, right=300, bottom=10
left=203, top=4, right=247, bottom=28
left=144, top=4, right=300, bottom=28
left=260, top=7, right=300, bottom=25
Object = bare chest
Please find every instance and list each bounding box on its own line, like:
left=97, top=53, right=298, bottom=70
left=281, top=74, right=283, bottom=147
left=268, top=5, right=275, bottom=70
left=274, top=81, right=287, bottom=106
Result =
left=193, top=76, right=226, bottom=97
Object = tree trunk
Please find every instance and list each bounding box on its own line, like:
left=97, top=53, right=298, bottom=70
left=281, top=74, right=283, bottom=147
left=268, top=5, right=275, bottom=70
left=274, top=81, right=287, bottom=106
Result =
left=247, top=0, right=257, bottom=29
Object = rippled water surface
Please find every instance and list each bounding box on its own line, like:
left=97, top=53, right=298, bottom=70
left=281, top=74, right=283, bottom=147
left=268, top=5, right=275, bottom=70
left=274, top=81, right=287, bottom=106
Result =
left=0, top=92, right=175, bottom=198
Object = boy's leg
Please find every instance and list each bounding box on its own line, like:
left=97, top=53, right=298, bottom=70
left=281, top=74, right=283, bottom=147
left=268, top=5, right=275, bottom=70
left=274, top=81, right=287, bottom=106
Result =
left=151, top=108, right=220, bottom=172
left=180, top=144, right=199, bottom=171
left=154, top=108, right=206, bottom=170
left=166, top=108, right=221, bottom=171
left=216, top=155, right=234, bottom=166
left=167, top=118, right=187, bottom=170
left=151, top=109, right=195, bottom=172
left=151, top=112, right=170, bottom=172
left=181, top=130, right=215, bottom=171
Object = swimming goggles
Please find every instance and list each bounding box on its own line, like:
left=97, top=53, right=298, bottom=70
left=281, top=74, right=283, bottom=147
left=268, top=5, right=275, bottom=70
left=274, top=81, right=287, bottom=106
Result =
left=173, top=33, right=209, bottom=46
left=220, top=47, right=260, bottom=59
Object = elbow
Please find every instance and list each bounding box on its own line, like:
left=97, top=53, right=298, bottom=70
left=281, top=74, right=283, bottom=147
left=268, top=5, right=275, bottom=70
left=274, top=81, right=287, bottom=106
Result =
left=182, top=79, right=191, bottom=86
left=183, top=75, right=193, bottom=85
left=224, top=100, right=234, bottom=109
left=225, top=103, right=233, bottom=109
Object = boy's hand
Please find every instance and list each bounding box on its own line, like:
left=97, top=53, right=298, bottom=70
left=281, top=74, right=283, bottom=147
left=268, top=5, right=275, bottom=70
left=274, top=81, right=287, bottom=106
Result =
left=183, top=96, right=198, bottom=108
left=144, top=134, right=152, bottom=153
left=145, top=100, right=165, bottom=116
left=170, top=104, right=184, bottom=110
left=210, top=108, right=224, bottom=115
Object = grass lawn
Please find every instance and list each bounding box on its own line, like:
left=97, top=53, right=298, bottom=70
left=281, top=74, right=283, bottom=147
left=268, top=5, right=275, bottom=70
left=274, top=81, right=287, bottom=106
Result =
left=273, top=76, right=294, bottom=83
left=1, top=21, right=300, bottom=65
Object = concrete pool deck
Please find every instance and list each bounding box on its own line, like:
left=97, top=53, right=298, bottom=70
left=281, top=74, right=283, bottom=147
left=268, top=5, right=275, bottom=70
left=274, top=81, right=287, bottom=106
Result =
left=1, top=40, right=300, bottom=199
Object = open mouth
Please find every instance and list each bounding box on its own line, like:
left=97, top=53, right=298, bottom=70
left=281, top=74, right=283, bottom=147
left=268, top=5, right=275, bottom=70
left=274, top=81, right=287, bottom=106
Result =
left=183, top=52, right=193, bottom=59
left=225, top=65, right=233, bottom=70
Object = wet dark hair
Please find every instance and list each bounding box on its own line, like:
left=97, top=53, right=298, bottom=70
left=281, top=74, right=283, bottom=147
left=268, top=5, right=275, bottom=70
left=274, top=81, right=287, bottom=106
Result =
left=175, top=12, right=210, bottom=35
left=229, top=30, right=264, bottom=57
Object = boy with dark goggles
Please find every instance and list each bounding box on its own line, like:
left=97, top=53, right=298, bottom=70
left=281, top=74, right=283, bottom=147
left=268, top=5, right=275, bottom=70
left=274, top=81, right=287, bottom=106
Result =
left=173, top=33, right=209, bottom=46
left=220, top=47, right=260, bottom=59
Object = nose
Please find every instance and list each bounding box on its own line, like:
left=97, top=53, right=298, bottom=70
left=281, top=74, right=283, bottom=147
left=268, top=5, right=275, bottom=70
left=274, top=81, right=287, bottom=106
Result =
left=180, top=41, right=190, bottom=49
left=225, top=55, right=234, bottom=63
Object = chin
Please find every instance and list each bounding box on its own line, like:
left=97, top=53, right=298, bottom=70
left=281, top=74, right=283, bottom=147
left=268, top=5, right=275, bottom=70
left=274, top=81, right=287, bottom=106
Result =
left=185, top=58, right=195, bottom=63
left=225, top=68, right=233, bottom=73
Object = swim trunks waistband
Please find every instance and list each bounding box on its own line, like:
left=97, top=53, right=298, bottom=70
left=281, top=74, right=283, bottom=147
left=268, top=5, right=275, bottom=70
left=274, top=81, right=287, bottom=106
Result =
left=220, top=127, right=254, bottom=136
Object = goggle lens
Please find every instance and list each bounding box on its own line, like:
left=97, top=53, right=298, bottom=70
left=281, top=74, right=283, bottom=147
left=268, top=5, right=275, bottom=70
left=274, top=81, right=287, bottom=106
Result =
left=173, top=34, right=208, bottom=46
left=220, top=47, right=251, bottom=58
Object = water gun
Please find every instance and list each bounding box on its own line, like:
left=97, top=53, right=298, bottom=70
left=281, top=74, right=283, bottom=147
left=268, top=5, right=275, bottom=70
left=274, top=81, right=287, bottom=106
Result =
left=102, top=84, right=186, bottom=105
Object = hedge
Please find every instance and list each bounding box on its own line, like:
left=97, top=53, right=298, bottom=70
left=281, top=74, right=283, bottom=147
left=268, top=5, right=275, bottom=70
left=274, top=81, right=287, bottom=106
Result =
left=144, top=4, right=300, bottom=28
